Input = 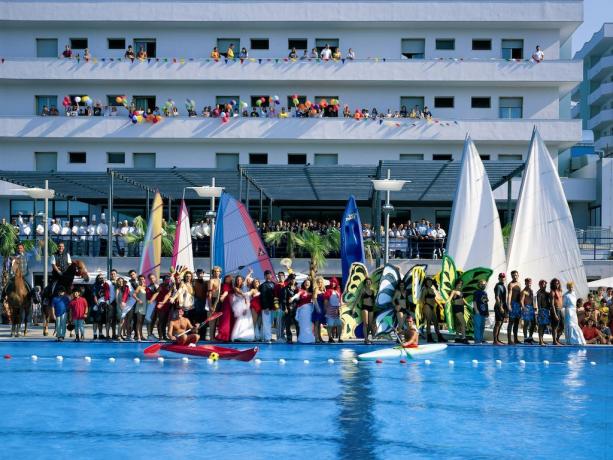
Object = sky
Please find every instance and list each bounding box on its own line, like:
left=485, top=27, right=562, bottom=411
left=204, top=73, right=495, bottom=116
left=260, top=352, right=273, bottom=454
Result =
left=572, top=0, right=613, bottom=54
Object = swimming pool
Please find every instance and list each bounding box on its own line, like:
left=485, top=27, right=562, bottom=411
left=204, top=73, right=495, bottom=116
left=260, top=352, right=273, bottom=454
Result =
left=0, top=342, right=611, bottom=460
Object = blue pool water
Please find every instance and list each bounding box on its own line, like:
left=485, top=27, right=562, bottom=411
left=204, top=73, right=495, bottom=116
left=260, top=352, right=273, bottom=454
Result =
left=0, top=342, right=611, bottom=460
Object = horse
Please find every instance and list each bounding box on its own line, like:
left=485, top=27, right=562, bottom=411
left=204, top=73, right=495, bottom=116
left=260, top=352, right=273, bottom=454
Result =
left=4, top=261, right=32, bottom=337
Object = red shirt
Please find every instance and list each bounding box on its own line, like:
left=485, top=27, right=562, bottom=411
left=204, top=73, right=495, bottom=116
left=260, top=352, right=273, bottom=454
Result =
left=156, top=284, right=171, bottom=312
left=69, top=297, right=88, bottom=320
left=582, top=326, right=599, bottom=341
left=296, top=290, right=313, bottom=307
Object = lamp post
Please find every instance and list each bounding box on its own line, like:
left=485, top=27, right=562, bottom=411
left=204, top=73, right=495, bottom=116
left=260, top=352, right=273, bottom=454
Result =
left=186, top=179, right=224, bottom=272
left=371, top=170, right=408, bottom=264
left=23, top=180, right=55, bottom=288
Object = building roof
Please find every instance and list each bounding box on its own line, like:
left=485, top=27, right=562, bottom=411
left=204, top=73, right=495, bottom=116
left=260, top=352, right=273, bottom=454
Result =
left=0, top=161, right=524, bottom=204
left=574, top=23, right=613, bottom=60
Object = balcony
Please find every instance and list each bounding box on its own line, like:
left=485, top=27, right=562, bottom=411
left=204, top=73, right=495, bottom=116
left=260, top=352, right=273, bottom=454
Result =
left=588, top=81, right=613, bottom=106
left=0, top=116, right=582, bottom=147
left=587, top=55, right=613, bottom=82
left=595, top=135, right=613, bottom=152
left=0, top=58, right=582, bottom=88
left=588, top=109, right=613, bottom=131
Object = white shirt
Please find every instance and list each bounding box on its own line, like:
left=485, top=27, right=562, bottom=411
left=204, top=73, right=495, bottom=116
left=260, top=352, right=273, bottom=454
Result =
left=50, top=252, right=72, bottom=266
left=97, top=223, right=108, bottom=239
left=435, top=228, right=446, bottom=238
left=51, top=223, right=61, bottom=235
left=320, top=48, right=332, bottom=60
left=533, top=50, right=544, bottom=61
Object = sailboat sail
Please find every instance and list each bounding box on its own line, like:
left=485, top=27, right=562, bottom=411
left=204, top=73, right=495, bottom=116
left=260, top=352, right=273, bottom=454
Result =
left=213, top=192, right=274, bottom=280
left=138, top=192, right=163, bottom=279
left=340, top=195, right=365, bottom=284
left=507, top=128, right=588, bottom=296
left=446, top=135, right=507, bottom=296
left=171, top=199, right=194, bottom=272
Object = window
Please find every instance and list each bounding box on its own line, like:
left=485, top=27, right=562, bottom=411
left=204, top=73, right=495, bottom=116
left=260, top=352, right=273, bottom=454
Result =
left=70, top=38, right=88, bottom=49
left=250, top=38, right=269, bottom=50
left=216, top=96, right=240, bottom=109
left=288, top=39, right=308, bottom=50
left=502, top=39, right=524, bottom=59
left=499, top=97, right=523, bottom=119
left=133, top=96, right=156, bottom=113
left=250, top=95, right=270, bottom=108
left=249, top=153, right=268, bottom=165
left=35, top=95, right=57, bottom=115
left=434, top=97, right=454, bottom=108
left=471, top=97, right=491, bottom=109
left=479, top=155, right=491, bottom=161
left=433, top=154, right=453, bottom=161
left=217, top=38, right=240, bottom=58
left=216, top=153, right=239, bottom=169
left=472, top=39, right=492, bottom=51
left=401, top=39, right=425, bottom=59
left=36, top=38, right=58, bottom=57
left=133, top=38, right=156, bottom=58
left=133, top=152, right=156, bottom=169
left=107, top=152, right=125, bottom=164
left=314, top=154, right=338, bottom=165
left=499, top=154, right=523, bottom=161
left=108, top=38, right=126, bottom=49
left=35, top=152, right=57, bottom=171
left=399, top=154, right=424, bottom=161
left=435, top=39, right=455, bottom=50
left=107, top=95, right=124, bottom=107
left=400, top=96, right=425, bottom=112
left=288, top=154, right=307, bottom=165
left=315, top=38, right=339, bottom=53
left=69, top=95, right=86, bottom=107
left=69, top=152, right=86, bottom=164
left=287, top=95, right=306, bottom=109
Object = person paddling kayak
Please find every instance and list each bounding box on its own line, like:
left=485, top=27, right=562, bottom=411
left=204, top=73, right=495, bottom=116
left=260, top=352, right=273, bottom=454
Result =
left=167, top=308, right=200, bottom=345
left=398, top=315, right=419, bottom=348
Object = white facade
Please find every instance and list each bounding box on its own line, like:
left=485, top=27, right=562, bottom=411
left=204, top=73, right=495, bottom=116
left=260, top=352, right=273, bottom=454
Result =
left=0, top=0, right=590, bottom=223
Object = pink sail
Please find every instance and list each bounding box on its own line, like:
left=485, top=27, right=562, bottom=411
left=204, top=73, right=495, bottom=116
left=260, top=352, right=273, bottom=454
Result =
left=139, top=192, right=163, bottom=279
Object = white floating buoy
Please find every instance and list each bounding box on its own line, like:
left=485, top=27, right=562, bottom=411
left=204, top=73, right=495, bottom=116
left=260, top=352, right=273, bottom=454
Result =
left=424, top=359, right=431, bottom=365
left=56, top=355, right=64, bottom=362
left=495, top=359, right=502, bottom=366
left=207, top=358, right=214, bottom=364
left=519, top=359, right=526, bottom=366
left=471, top=359, right=478, bottom=365
left=303, top=359, right=310, bottom=365
left=352, top=358, right=359, bottom=365
left=157, top=357, right=164, bottom=363
left=84, top=356, right=92, bottom=363
left=133, top=357, right=141, bottom=364
left=181, top=357, right=189, bottom=363
left=108, top=357, right=116, bottom=363
left=448, top=360, right=455, bottom=366
left=327, top=358, right=335, bottom=364
left=543, top=360, right=549, bottom=366
left=254, top=358, right=262, bottom=365
left=30, top=355, right=38, bottom=361
left=279, top=358, right=286, bottom=365
left=590, top=361, right=596, bottom=366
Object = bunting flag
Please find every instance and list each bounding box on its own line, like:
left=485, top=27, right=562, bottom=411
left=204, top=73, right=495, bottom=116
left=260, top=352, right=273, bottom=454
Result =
left=138, top=192, right=163, bottom=279
left=171, top=199, right=194, bottom=272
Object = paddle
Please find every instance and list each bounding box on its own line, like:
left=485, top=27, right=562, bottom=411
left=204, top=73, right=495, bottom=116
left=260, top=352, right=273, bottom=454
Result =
left=143, top=311, right=224, bottom=354
left=389, top=329, right=411, bottom=360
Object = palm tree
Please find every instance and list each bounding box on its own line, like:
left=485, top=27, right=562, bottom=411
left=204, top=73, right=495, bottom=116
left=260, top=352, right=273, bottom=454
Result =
left=123, top=215, right=176, bottom=257
left=364, top=239, right=382, bottom=263
left=264, top=229, right=300, bottom=258
left=294, top=228, right=340, bottom=280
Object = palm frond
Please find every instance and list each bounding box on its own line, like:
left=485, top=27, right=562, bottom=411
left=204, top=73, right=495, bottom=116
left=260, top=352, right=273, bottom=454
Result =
left=0, top=222, right=18, bottom=258
left=364, top=239, right=381, bottom=263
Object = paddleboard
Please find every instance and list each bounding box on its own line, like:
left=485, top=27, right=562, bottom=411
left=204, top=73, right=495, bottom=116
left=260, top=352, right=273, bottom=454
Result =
left=357, top=343, right=447, bottom=361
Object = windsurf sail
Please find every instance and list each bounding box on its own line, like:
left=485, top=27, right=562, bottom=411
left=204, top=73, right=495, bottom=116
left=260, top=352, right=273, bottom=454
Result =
left=139, top=192, right=163, bottom=279
left=213, top=192, right=275, bottom=280
left=171, top=199, right=194, bottom=272
left=340, top=195, right=365, bottom=284
left=507, top=128, right=588, bottom=297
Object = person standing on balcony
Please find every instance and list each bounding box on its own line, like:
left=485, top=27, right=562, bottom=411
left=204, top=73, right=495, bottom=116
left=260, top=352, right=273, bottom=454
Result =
left=226, top=43, right=235, bottom=59
left=310, top=47, right=319, bottom=59
left=531, top=45, right=544, bottom=63
left=239, top=47, right=248, bottom=59
left=84, top=48, right=91, bottom=62
left=346, top=48, right=356, bottom=60
left=62, top=45, right=72, bottom=58
left=332, top=48, right=342, bottom=60
left=210, top=47, right=220, bottom=60
left=124, top=45, right=135, bottom=61
left=288, top=47, right=298, bottom=59
left=320, top=44, right=332, bottom=60
left=137, top=46, right=147, bottom=60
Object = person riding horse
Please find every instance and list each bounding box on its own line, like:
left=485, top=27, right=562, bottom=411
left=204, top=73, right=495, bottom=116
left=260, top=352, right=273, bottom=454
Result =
left=50, top=242, right=72, bottom=282
left=42, top=242, right=88, bottom=314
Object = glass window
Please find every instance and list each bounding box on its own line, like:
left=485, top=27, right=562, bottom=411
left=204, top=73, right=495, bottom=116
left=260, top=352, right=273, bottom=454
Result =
left=70, top=38, right=88, bottom=49
left=401, top=39, right=425, bottom=59
left=11, top=200, right=34, bottom=217
left=35, top=95, right=57, bottom=115
left=133, top=152, right=156, bottom=169
left=107, top=152, right=125, bottom=164
left=502, top=39, right=524, bottom=59
left=35, top=152, right=57, bottom=171
left=133, top=38, right=156, bottom=58
left=471, top=97, right=491, bottom=109
left=216, top=153, right=239, bottom=169
left=479, top=155, right=491, bottom=161
left=499, top=154, right=523, bottom=161
left=435, top=39, right=455, bottom=50
left=434, top=97, right=454, bottom=108
left=108, top=38, right=126, bottom=49
left=499, top=97, right=523, bottom=119
left=54, top=200, right=68, bottom=216
left=433, top=154, right=453, bottom=161
left=216, top=96, right=240, bottom=109
left=400, top=96, right=425, bottom=112
left=288, top=154, right=307, bottom=165
left=217, top=38, right=240, bottom=58
left=249, top=153, right=268, bottom=165
left=314, top=154, right=338, bottom=165
left=69, top=201, right=89, bottom=216
left=69, top=152, right=86, bottom=164
left=288, top=39, right=308, bottom=50
left=36, top=38, right=58, bottom=57
left=315, top=39, right=339, bottom=53
left=133, top=96, right=156, bottom=113
left=399, top=154, right=424, bottom=161
left=250, top=39, right=269, bottom=50
left=472, top=39, right=492, bottom=51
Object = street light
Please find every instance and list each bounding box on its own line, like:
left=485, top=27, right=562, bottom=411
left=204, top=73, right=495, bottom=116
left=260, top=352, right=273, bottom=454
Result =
left=371, top=169, right=409, bottom=264
left=22, top=181, right=55, bottom=288
left=185, top=180, right=224, bottom=271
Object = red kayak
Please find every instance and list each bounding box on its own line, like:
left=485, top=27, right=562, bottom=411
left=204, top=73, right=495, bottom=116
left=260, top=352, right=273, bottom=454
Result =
left=144, top=343, right=258, bottom=362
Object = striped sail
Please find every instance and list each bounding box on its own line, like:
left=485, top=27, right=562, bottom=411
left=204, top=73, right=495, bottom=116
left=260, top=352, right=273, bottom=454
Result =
left=138, top=192, right=163, bottom=279
left=171, top=199, right=194, bottom=272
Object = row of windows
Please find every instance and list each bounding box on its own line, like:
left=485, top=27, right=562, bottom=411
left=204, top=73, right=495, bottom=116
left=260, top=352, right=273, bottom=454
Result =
left=34, top=151, right=523, bottom=171
left=36, top=37, right=529, bottom=59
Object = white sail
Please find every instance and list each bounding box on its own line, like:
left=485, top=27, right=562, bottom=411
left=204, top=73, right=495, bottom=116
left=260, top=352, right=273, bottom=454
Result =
left=507, top=128, right=588, bottom=297
left=447, top=135, right=507, bottom=283
left=171, top=199, right=194, bottom=272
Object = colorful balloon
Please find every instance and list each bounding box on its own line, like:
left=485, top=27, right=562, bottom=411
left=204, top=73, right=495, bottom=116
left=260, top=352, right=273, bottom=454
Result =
left=74, top=96, right=81, bottom=103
